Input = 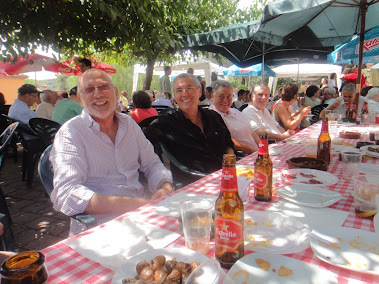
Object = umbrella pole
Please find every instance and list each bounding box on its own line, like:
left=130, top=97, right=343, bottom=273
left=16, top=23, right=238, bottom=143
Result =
left=355, top=1, right=368, bottom=113
left=261, top=44, right=265, bottom=83
left=34, top=71, right=37, bottom=87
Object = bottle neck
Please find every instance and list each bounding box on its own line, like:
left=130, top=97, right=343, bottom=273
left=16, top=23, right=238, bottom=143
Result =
left=321, top=119, right=329, bottom=132
left=257, top=138, right=269, bottom=156
left=221, top=165, right=237, bottom=193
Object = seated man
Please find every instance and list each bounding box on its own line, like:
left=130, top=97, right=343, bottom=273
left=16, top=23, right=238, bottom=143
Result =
left=322, top=87, right=337, bottom=105
left=366, top=87, right=379, bottom=114
left=233, top=89, right=248, bottom=109
left=320, top=83, right=369, bottom=119
left=242, top=84, right=294, bottom=141
left=50, top=69, right=173, bottom=234
left=144, top=73, right=234, bottom=185
left=8, top=84, right=41, bottom=124
left=36, top=90, right=59, bottom=120
left=210, top=81, right=258, bottom=154
left=52, top=86, right=83, bottom=124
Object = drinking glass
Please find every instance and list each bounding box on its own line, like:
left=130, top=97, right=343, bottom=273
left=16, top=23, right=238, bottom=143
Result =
left=304, top=138, right=318, bottom=158
left=341, top=151, right=362, bottom=179
left=180, top=199, right=213, bottom=255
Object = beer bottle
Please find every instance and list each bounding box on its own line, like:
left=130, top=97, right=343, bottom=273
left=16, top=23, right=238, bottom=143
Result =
left=254, top=133, right=273, bottom=202
left=0, top=251, right=48, bottom=283
left=351, top=103, right=357, bottom=121
left=317, top=117, right=331, bottom=164
left=345, top=103, right=351, bottom=119
left=215, top=154, right=244, bottom=269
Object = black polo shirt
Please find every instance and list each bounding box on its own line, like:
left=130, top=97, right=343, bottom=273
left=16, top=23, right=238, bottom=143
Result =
left=144, top=107, right=234, bottom=174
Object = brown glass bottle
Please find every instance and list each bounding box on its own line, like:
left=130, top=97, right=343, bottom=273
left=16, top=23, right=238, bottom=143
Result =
left=215, top=154, right=244, bottom=269
left=351, top=103, right=357, bottom=120
left=0, top=251, right=48, bottom=284
left=317, top=118, right=331, bottom=164
left=345, top=103, right=351, bottom=119
left=254, top=133, right=273, bottom=202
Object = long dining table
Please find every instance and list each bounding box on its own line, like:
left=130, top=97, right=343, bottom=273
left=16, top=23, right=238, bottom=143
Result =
left=40, top=121, right=379, bottom=283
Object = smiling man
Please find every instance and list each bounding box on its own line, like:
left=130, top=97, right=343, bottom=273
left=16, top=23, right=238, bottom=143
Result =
left=50, top=69, right=173, bottom=234
left=242, top=84, right=294, bottom=141
left=145, top=73, right=234, bottom=185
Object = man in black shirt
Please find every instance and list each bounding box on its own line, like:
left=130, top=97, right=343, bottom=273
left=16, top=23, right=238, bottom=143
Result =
left=144, top=73, right=234, bottom=185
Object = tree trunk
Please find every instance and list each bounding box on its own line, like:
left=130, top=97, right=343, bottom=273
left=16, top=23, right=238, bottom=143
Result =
left=143, top=57, right=157, bottom=91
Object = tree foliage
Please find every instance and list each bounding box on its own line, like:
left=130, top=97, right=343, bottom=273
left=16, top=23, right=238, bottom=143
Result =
left=1, top=0, right=267, bottom=89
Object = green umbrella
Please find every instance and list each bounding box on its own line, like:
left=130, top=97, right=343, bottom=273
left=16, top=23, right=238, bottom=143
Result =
left=182, top=20, right=332, bottom=68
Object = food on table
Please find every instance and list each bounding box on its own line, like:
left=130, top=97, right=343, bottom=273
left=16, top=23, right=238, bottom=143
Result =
left=256, top=258, right=271, bottom=271
left=349, top=235, right=369, bottom=250
left=367, top=146, right=379, bottom=153
left=236, top=167, right=254, bottom=178
left=244, top=219, right=258, bottom=226
left=254, top=133, right=273, bottom=202
left=300, top=179, right=323, bottom=184
left=278, top=265, right=293, bottom=277
left=246, top=237, right=273, bottom=248
left=287, top=157, right=328, bottom=171
left=318, top=240, right=341, bottom=250
left=122, top=255, right=200, bottom=284
left=215, top=154, right=244, bottom=269
left=354, top=208, right=377, bottom=219
left=263, top=221, right=273, bottom=227
left=339, top=131, right=361, bottom=139
left=299, top=172, right=316, bottom=178
left=332, top=141, right=354, bottom=146
left=282, top=173, right=297, bottom=180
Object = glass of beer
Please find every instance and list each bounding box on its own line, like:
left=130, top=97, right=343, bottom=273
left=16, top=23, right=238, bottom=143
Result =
left=304, top=138, right=318, bottom=158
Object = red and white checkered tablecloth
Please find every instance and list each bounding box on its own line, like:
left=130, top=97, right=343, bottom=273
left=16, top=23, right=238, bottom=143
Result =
left=41, top=122, right=379, bottom=283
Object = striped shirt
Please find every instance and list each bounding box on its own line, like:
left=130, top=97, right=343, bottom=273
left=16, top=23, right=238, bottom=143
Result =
left=50, top=109, right=172, bottom=234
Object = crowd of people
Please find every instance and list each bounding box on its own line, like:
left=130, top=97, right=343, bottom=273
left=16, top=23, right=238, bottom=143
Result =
left=3, top=63, right=379, bottom=237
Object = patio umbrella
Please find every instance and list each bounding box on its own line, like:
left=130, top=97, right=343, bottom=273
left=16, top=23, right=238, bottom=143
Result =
left=182, top=20, right=332, bottom=68
left=223, top=63, right=276, bottom=77
left=258, top=0, right=379, bottom=90
left=327, top=26, right=379, bottom=64
left=0, top=53, right=74, bottom=76
left=65, top=57, right=116, bottom=75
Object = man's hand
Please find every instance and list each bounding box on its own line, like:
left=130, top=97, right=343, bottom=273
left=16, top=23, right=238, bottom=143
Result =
left=281, top=129, right=295, bottom=140
left=151, top=182, right=174, bottom=201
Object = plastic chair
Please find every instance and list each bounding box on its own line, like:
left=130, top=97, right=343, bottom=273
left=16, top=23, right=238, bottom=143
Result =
left=29, top=118, right=61, bottom=149
left=138, top=116, right=159, bottom=129
left=310, top=104, right=328, bottom=124
left=0, top=122, right=18, bottom=172
left=38, top=145, right=96, bottom=233
left=157, top=108, right=177, bottom=116
left=160, top=142, right=207, bottom=188
left=0, top=213, right=14, bottom=251
left=238, top=104, right=248, bottom=112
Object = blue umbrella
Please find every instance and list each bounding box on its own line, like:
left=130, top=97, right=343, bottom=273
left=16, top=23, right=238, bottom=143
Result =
left=223, top=63, right=276, bottom=77
left=327, top=26, right=379, bottom=65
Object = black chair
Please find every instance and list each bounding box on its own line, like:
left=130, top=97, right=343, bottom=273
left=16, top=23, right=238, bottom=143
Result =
left=38, top=145, right=96, bottom=233
left=0, top=122, right=18, bottom=172
left=157, top=108, right=177, bottom=116
left=29, top=118, right=61, bottom=149
left=238, top=104, right=248, bottom=112
left=309, top=104, right=328, bottom=124
left=160, top=142, right=207, bottom=188
left=0, top=213, right=14, bottom=251
left=0, top=109, right=17, bottom=162
left=4, top=116, right=45, bottom=188
left=138, top=116, right=159, bottom=129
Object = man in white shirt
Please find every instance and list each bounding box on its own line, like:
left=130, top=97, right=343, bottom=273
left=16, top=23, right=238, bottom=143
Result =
left=242, top=84, right=294, bottom=141
left=50, top=69, right=173, bottom=234
left=153, top=92, right=174, bottom=108
left=36, top=90, right=58, bottom=120
left=322, top=87, right=336, bottom=105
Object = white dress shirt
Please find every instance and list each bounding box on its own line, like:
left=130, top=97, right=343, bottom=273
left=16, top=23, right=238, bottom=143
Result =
left=8, top=99, right=37, bottom=124
left=333, top=96, right=368, bottom=118
left=36, top=101, right=54, bottom=120
left=210, top=105, right=257, bottom=150
left=152, top=97, right=173, bottom=108
left=242, top=104, right=282, bottom=134
left=50, top=109, right=172, bottom=234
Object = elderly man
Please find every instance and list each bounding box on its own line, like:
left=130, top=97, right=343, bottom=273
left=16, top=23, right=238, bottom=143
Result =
left=145, top=73, right=234, bottom=185
left=365, top=87, right=379, bottom=115
left=52, top=86, right=83, bottom=124
left=242, top=84, right=294, bottom=141
left=50, top=69, right=173, bottom=234
left=320, top=83, right=369, bottom=119
left=8, top=84, right=41, bottom=124
left=36, top=90, right=58, bottom=120
left=322, top=87, right=337, bottom=105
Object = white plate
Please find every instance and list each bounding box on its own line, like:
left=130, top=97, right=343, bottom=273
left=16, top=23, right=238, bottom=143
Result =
left=244, top=210, right=309, bottom=254
left=227, top=253, right=337, bottom=284
left=112, top=248, right=208, bottom=284
left=281, top=169, right=339, bottom=187
left=277, top=185, right=342, bottom=208
left=283, top=138, right=302, bottom=144
left=310, top=227, right=379, bottom=275
left=361, top=145, right=379, bottom=158
left=269, top=148, right=283, bottom=156
left=360, top=163, right=379, bottom=174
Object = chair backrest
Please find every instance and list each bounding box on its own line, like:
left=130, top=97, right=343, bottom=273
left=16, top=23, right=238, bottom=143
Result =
left=310, top=104, right=328, bottom=123
left=29, top=118, right=61, bottom=147
left=238, top=104, right=248, bottom=112
left=157, top=108, right=177, bottom=116
left=0, top=122, right=18, bottom=153
left=138, top=116, right=159, bottom=129
left=38, top=145, right=54, bottom=196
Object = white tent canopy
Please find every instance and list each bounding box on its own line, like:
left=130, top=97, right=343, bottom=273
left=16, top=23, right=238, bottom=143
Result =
left=133, top=59, right=226, bottom=92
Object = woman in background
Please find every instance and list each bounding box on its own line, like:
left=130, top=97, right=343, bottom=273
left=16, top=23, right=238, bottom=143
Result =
left=130, top=91, right=158, bottom=124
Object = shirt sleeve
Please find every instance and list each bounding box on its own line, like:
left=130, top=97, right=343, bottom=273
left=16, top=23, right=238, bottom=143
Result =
left=131, top=121, right=172, bottom=193
left=50, top=126, right=95, bottom=216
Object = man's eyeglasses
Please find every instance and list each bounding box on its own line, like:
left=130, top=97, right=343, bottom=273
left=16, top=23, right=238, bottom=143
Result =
left=175, top=86, right=198, bottom=95
left=28, top=93, right=39, bottom=98
left=216, top=95, right=233, bottom=100
left=81, top=84, right=114, bottom=95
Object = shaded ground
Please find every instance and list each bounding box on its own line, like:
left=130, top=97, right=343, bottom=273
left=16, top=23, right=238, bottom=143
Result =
left=1, top=146, right=70, bottom=252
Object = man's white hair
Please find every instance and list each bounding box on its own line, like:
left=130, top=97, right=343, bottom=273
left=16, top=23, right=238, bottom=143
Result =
left=366, top=87, right=379, bottom=100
